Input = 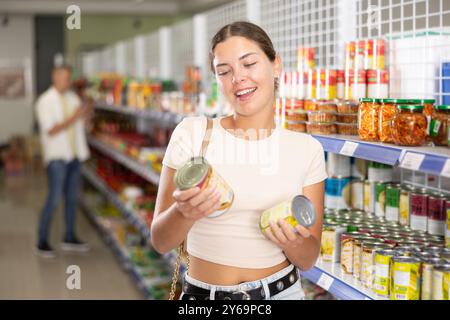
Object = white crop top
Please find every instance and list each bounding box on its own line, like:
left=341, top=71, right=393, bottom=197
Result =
left=162, top=116, right=327, bottom=268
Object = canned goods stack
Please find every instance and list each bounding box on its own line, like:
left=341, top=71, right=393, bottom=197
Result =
left=320, top=207, right=450, bottom=300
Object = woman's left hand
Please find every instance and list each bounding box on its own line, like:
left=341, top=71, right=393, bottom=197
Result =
left=265, top=219, right=311, bottom=250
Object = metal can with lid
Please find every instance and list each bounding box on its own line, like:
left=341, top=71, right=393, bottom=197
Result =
left=375, top=181, right=388, bottom=217
left=361, top=242, right=392, bottom=288
left=421, top=258, right=446, bottom=300
left=174, top=157, right=234, bottom=218
left=385, top=183, right=401, bottom=222
left=340, top=232, right=365, bottom=274
left=391, top=256, right=422, bottom=300
left=364, top=180, right=377, bottom=213
left=432, top=264, right=450, bottom=300
left=320, top=222, right=347, bottom=262
left=261, top=195, right=317, bottom=233
left=427, top=193, right=447, bottom=236
left=325, top=176, right=351, bottom=209
left=410, top=188, right=429, bottom=232
left=399, top=184, right=413, bottom=226
left=353, top=236, right=376, bottom=280
left=350, top=178, right=364, bottom=210
left=374, top=249, right=398, bottom=298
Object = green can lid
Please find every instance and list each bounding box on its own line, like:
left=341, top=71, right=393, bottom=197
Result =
left=174, top=157, right=210, bottom=190
left=435, top=105, right=450, bottom=111
left=381, top=98, right=410, bottom=104
left=408, top=99, right=435, bottom=104
left=360, top=98, right=376, bottom=102
left=291, top=195, right=317, bottom=227
left=397, top=104, right=424, bottom=111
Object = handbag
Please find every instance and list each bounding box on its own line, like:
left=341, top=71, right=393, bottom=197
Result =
left=168, top=117, right=213, bottom=300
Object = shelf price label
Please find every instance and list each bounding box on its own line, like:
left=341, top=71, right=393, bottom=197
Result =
left=339, top=141, right=359, bottom=157
left=399, top=152, right=425, bottom=171
left=317, top=273, right=334, bottom=291
left=441, top=159, right=450, bottom=178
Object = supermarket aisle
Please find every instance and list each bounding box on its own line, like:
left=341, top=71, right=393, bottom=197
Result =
left=0, top=170, right=142, bottom=299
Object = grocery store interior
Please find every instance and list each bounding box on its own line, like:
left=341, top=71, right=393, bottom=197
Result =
left=1, top=0, right=450, bottom=301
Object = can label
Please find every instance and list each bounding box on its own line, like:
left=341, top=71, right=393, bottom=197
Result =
left=364, top=181, right=376, bottom=213
left=375, top=182, right=386, bottom=217
left=386, top=186, right=400, bottom=222
left=391, top=261, right=421, bottom=300
left=353, top=243, right=362, bottom=280
left=411, top=193, right=428, bottom=232
left=321, top=226, right=346, bottom=262
left=428, top=197, right=446, bottom=235
left=365, top=39, right=385, bottom=69
left=361, top=248, right=376, bottom=288
left=206, top=169, right=234, bottom=218
left=399, top=190, right=410, bottom=226
left=341, top=237, right=354, bottom=274
left=260, top=200, right=296, bottom=233
left=446, top=204, right=450, bottom=248
left=374, top=253, right=391, bottom=297
left=421, top=263, right=434, bottom=300
left=432, top=270, right=444, bottom=300
left=444, top=271, right=449, bottom=300
left=351, top=180, right=364, bottom=210
left=325, top=178, right=351, bottom=209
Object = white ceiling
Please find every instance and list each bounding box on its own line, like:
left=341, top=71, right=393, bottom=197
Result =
left=0, top=0, right=233, bottom=15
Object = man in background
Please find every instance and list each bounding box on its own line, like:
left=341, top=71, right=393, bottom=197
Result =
left=35, top=65, right=92, bottom=258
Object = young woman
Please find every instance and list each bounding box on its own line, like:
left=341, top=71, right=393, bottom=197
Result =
left=151, top=21, right=327, bottom=300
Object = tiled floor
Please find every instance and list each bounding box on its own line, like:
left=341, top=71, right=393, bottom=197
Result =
left=0, top=170, right=142, bottom=299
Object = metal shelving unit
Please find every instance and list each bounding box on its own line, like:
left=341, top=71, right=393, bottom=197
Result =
left=87, top=136, right=162, bottom=185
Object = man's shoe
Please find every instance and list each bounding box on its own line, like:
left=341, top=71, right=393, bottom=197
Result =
left=61, top=237, right=90, bottom=252
left=36, top=242, right=56, bottom=258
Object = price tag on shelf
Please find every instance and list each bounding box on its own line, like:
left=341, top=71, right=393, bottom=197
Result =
left=339, top=141, right=359, bottom=157
left=441, top=159, right=450, bottom=178
left=317, top=273, right=334, bottom=291
left=399, top=152, right=425, bottom=171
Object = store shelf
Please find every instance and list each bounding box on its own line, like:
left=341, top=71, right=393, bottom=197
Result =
left=87, top=136, right=161, bottom=185
left=299, top=259, right=381, bottom=300
left=312, top=134, right=450, bottom=177
left=81, top=165, right=151, bottom=241
left=79, top=198, right=154, bottom=300
left=95, top=103, right=185, bottom=126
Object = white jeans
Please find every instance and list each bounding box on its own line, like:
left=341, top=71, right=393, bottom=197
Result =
left=181, top=264, right=305, bottom=300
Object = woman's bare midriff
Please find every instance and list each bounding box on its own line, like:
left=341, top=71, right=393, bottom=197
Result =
left=187, top=255, right=290, bottom=285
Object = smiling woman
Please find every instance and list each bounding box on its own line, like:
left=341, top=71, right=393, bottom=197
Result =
left=150, top=21, right=327, bottom=301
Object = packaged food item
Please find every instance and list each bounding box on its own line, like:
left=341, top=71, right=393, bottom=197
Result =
left=286, top=121, right=307, bottom=133
left=367, top=162, right=393, bottom=182
left=325, top=177, right=351, bottom=209
left=408, top=99, right=435, bottom=117
left=391, top=256, right=421, bottom=300
left=316, top=99, right=338, bottom=111
left=345, top=69, right=367, bottom=100
left=385, top=183, right=401, bottom=222
left=336, top=113, right=358, bottom=124
left=174, top=157, right=234, bottom=218
left=337, top=70, right=345, bottom=99
left=315, top=69, right=337, bottom=99
left=421, top=258, right=446, bottom=300
left=321, top=222, right=347, bottom=262
left=358, top=98, right=380, bottom=141
left=336, top=122, right=358, bottom=135
left=306, top=69, right=317, bottom=99
left=337, top=100, right=359, bottom=113
left=260, top=195, right=317, bottom=233
left=392, top=104, right=428, bottom=146
left=341, top=232, right=364, bottom=274
left=399, top=184, right=413, bottom=226
left=296, top=47, right=315, bottom=71
left=429, top=105, right=450, bottom=146
left=446, top=200, right=450, bottom=248
left=307, top=110, right=337, bottom=123
left=353, top=236, right=376, bottom=280
left=304, top=99, right=318, bottom=111
left=364, top=180, right=377, bottom=214
left=375, top=182, right=387, bottom=218
left=306, top=122, right=337, bottom=135
left=326, top=153, right=351, bottom=177
left=355, top=40, right=366, bottom=69
left=374, top=249, right=398, bottom=298
left=432, top=264, right=450, bottom=300
left=285, top=99, right=307, bottom=122
left=427, top=193, right=447, bottom=236
left=365, top=39, right=386, bottom=70
left=350, top=178, right=365, bottom=210
left=410, top=188, right=429, bottom=232
left=367, top=69, right=389, bottom=99
left=379, top=99, right=405, bottom=143
left=344, top=41, right=356, bottom=69
left=361, top=242, right=391, bottom=288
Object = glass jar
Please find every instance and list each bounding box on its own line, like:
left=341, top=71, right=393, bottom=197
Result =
left=408, top=99, right=435, bottom=117
left=378, top=99, right=408, bottom=143
left=429, top=105, right=450, bottom=146
left=392, top=105, right=428, bottom=146
left=358, top=98, right=380, bottom=141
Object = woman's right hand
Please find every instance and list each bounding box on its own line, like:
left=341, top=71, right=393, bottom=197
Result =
left=172, top=186, right=222, bottom=221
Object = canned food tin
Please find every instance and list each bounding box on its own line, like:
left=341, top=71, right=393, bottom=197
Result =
left=175, top=157, right=234, bottom=218
left=361, top=243, right=391, bottom=288
left=350, top=178, right=364, bottom=210
left=320, top=222, right=347, bottom=262
left=368, top=162, right=393, bottom=182
left=260, top=195, right=317, bottom=233
left=353, top=236, right=375, bottom=280
left=421, top=258, right=446, bottom=300
left=427, top=193, right=447, bottom=236
left=327, top=153, right=351, bottom=177
left=432, top=264, right=450, bottom=300
left=340, top=232, right=363, bottom=274
left=410, top=188, right=429, bottom=232
left=325, top=177, right=351, bottom=210
left=440, top=251, right=450, bottom=263
left=374, top=249, right=398, bottom=298
left=399, top=185, right=413, bottom=226
left=364, top=180, right=377, bottom=213
left=446, top=200, right=450, bottom=248
left=394, top=246, right=418, bottom=257
left=375, top=182, right=387, bottom=217
left=391, top=256, right=421, bottom=300
left=386, top=183, right=401, bottom=222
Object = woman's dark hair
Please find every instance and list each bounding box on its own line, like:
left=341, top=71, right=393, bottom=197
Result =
left=209, top=21, right=276, bottom=73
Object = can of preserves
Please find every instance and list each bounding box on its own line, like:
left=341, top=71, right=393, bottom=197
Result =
left=306, top=69, right=317, bottom=99
left=410, top=188, right=429, bottom=232
left=399, top=185, right=413, bottom=226
left=427, top=193, right=447, bottom=236
left=365, top=39, right=385, bottom=69
left=325, top=177, right=351, bottom=210
left=374, top=249, right=398, bottom=298
left=320, top=222, right=347, bottom=262
left=346, top=70, right=367, bottom=100
left=391, top=256, right=421, bottom=300
left=421, top=258, right=446, bottom=300
left=375, top=182, right=387, bottom=217
left=355, top=40, right=365, bottom=69
left=367, top=69, right=389, bottom=99
left=296, top=47, right=315, bottom=71
left=260, top=195, right=317, bottom=233
left=361, top=242, right=391, bottom=288
left=340, top=232, right=364, bottom=274
left=316, top=69, right=337, bottom=99
left=344, top=41, right=356, bottom=69
left=385, top=183, right=401, bottom=222
left=368, top=162, right=393, bottom=182
left=337, top=70, right=345, bottom=99
left=432, top=264, right=450, bottom=300
left=175, top=157, right=234, bottom=218
left=353, top=236, right=375, bottom=280
left=364, top=180, right=377, bottom=213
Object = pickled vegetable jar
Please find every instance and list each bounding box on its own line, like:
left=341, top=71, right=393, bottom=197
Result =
left=378, top=99, right=408, bottom=143
left=392, top=105, right=428, bottom=146
left=358, top=98, right=380, bottom=141
left=429, top=105, right=450, bottom=146
left=408, top=99, right=435, bottom=117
